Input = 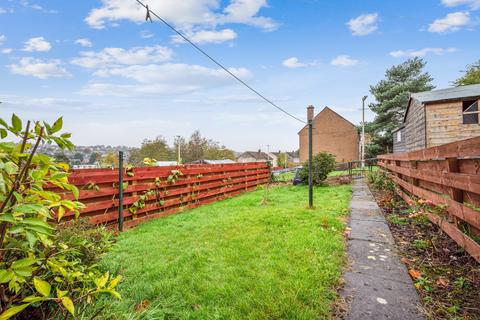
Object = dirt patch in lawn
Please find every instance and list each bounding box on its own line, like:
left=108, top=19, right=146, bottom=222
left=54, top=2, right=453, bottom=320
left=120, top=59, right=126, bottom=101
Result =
left=368, top=184, right=480, bottom=320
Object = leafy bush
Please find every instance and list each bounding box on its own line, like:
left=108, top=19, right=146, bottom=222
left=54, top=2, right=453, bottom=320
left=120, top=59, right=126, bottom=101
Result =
left=0, top=115, right=120, bottom=319
left=299, top=152, right=336, bottom=185
left=366, top=170, right=395, bottom=192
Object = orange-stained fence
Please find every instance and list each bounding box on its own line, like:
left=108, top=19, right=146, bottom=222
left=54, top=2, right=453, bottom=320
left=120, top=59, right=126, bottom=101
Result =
left=378, top=136, right=480, bottom=262
left=53, top=162, right=270, bottom=229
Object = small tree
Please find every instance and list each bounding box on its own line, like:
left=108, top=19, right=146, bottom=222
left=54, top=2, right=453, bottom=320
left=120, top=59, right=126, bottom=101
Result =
left=299, top=152, right=336, bottom=185
left=0, top=114, right=120, bottom=319
left=454, top=60, right=480, bottom=86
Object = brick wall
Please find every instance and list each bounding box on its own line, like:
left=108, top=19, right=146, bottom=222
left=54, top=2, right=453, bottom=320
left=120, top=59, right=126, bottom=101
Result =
left=299, top=107, right=359, bottom=163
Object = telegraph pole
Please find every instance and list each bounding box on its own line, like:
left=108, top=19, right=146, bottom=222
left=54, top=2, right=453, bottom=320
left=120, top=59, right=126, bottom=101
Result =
left=361, top=96, right=368, bottom=169
left=307, top=105, right=314, bottom=208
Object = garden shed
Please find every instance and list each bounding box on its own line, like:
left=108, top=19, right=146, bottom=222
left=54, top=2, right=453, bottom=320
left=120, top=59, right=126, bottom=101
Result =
left=394, top=84, right=480, bottom=152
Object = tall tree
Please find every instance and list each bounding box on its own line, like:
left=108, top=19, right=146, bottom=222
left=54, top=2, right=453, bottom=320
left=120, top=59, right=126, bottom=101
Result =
left=101, top=151, right=119, bottom=168
left=178, top=130, right=235, bottom=163
left=128, top=136, right=173, bottom=166
left=366, top=58, right=434, bottom=156
left=454, top=60, right=480, bottom=86
left=88, top=152, right=101, bottom=164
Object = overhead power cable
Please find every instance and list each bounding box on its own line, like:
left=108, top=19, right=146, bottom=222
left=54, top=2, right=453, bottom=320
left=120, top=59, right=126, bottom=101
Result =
left=135, top=0, right=306, bottom=124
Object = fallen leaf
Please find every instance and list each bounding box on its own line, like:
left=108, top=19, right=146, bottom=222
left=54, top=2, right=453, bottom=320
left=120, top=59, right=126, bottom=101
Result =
left=401, top=257, right=411, bottom=265
left=135, top=300, right=151, bottom=313
left=409, top=269, right=421, bottom=280
left=436, top=277, right=450, bottom=287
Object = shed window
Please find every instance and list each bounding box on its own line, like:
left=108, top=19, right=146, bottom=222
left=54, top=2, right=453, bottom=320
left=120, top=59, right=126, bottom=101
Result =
left=397, top=131, right=402, bottom=142
left=463, top=100, right=479, bottom=124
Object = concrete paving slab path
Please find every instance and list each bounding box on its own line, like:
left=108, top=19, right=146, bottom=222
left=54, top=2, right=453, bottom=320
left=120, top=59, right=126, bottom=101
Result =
left=341, top=178, right=424, bottom=320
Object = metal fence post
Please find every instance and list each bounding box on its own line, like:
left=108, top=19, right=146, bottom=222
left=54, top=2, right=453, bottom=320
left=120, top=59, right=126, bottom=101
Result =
left=307, top=105, right=314, bottom=209
left=118, top=151, right=124, bottom=232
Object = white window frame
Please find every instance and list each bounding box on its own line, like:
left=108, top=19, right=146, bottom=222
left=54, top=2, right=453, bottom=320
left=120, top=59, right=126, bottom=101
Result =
left=462, top=99, right=480, bottom=124
left=397, top=131, right=402, bottom=142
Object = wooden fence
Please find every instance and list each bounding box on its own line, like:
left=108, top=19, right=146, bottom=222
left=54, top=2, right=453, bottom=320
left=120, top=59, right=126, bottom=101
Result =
left=53, top=162, right=270, bottom=229
left=378, top=136, right=480, bottom=262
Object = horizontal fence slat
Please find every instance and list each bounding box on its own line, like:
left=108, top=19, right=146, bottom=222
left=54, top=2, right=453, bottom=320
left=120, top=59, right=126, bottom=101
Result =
left=60, top=163, right=270, bottom=227
left=378, top=137, right=480, bottom=263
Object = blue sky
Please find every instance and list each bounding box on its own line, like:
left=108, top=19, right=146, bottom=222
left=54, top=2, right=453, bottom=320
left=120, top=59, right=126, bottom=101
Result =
left=0, top=0, right=479, bottom=152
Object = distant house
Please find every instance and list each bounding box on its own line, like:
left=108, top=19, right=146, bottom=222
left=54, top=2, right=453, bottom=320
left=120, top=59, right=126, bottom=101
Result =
left=237, top=150, right=278, bottom=167
left=271, top=151, right=301, bottom=166
left=298, top=107, right=359, bottom=163
left=156, top=161, right=178, bottom=167
left=393, top=84, right=480, bottom=153
left=188, top=159, right=236, bottom=165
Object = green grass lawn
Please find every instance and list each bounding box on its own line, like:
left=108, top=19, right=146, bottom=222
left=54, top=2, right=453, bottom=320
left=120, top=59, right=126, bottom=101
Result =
left=91, top=184, right=352, bottom=320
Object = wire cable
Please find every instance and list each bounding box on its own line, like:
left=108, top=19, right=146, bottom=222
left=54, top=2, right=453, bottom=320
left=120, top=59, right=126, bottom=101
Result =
left=134, top=0, right=306, bottom=124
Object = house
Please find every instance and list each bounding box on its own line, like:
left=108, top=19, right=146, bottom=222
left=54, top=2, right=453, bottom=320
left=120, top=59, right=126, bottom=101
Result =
left=188, top=159, right=236, bottom=165
left=393, top=84, right=480, bottom=153
left=156, top=161, right=178, bottom=167
left=237, top=150, right=278, bottom=167
left=298, top=107, right=359, bottom=163
left=271, top=151, right=301, bottom=167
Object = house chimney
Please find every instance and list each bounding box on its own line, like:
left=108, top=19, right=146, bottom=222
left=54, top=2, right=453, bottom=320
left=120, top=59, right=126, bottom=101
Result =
left=307, top=105, right=314, bottom=121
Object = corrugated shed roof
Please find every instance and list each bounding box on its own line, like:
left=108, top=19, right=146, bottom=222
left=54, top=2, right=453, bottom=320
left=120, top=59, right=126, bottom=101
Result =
left=411, top=84, right=480, bottom=104
left=403, top=84, right=480, bottom=123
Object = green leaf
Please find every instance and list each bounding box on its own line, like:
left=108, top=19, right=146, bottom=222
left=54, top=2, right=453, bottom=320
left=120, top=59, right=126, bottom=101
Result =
left=33, top=278, right=51, bottom=297
left=57, top=206, right=65, bottom=222
left=23, top=296, right=47, bottom=303
left=56, top=288, right=67, bottom=298
left=0, top=213, right=15, bottom=223
left=97, top=288, right=121, bottom=299
left=0, top=270, right=14, bottom=283
left=11, top=114, right=22, bottom=134
left=0, top=129, right=7, bottom=139
left=4, top=162, right=18, bottom=175
left=95, top=272, right=109, bottom=289
left=108, top=275, right=122, bottom=290
left=51, top=117, right=63, bottom=134
left=60, top=132, right=71, bottom=139
left=0, top=303, right=30, bottom=320
left=0, top=118, right=8, bottom=128
left=61, top=297, right=75, bottom=316
left=11, top=258, right=35, bottom=269
left=13, top=266, right=36, bottom=277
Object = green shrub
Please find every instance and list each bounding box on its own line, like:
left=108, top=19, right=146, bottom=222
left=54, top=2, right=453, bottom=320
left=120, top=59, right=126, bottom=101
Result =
left=0, top=115, right=121, bottom=319
left=366, top=170, right=395, bottom=192
left=299, top=152, right=336, bottom=185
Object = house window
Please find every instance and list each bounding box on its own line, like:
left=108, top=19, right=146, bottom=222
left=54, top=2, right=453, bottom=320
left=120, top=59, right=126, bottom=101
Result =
left=397, top=131, right=402, bottom=142
left=463, top=99, right=479, bottom=124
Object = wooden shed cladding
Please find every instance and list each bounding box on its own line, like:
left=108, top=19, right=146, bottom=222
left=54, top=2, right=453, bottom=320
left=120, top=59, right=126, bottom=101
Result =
left=426, top=100, right=480, bottom=148
left=393, top=84, right=480, bottom=153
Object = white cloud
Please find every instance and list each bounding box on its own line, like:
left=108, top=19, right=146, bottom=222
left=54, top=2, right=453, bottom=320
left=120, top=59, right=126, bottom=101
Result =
left=0, top=35, right=6, bottom=45
left=441, top=0, right=480, bottom=9
left=428, top=11, right=470, bottom=33
left=85, top=0, right=277, bottom=32
left=23, top=37, right=51, bottom=52
left=80, top=63, right=251, bottom=96
left=347, top=13, right=379, bottom=36
left=9, top=57, right=71, bottom=79
left=75, top=38, right=93, bottom=47
left=71, top=45, right=173, bottom=68
left=172, top=29, right=237, bottom=44
left=330, top=55, right=359, bottom=67
left=282, top=57, right=307, bottom=68
left=220, top=0, right=278, bottom=31
left=140, top=30, right=154, bottom=39
left=0, top=8, right=6, bottom=14
left=1, top=48, right=12, bottom=54
left=390, top=47, right=457, bottom=58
